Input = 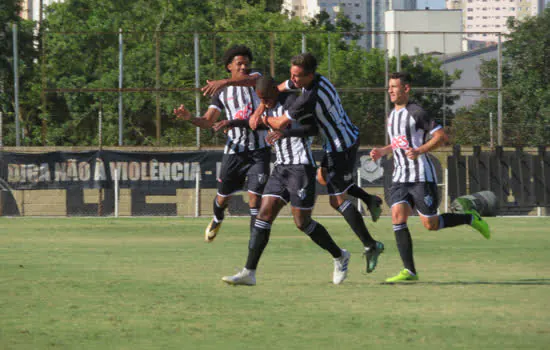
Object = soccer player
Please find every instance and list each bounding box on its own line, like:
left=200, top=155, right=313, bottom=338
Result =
left=370, top=72, right=491, bottom=283
left=221, top=76, right=350, bottom=286
left=268, top=52, right=385, bottom=274
left=173, top=45, right=268, bottom=242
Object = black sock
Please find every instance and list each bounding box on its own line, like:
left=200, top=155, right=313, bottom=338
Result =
left=245, top=219, right=271, bottom=270
left=347, top=184, right=373, bottom=203
left=394, top=223, right=416, bottom=274
left=303, top=220, right=342, bottom=258
left=438, top=213, right=473, bottom=229
left=213, top=197, right=226, bottom=222
left=249, top=207, right=259, bottom=232
left=337, top=200, right=376, bottom=247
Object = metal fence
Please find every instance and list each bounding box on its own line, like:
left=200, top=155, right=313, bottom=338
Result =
left=3, top=27, right=534, bottom=148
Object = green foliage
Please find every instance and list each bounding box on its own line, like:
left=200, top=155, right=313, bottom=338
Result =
left=6, top=0, right=457, bottom=146
left=453, top=8, right=550, bottom=146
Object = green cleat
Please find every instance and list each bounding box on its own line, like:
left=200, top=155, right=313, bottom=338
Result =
left=385, top=269, right=419, bottom=283
left=366, top=195, right=383, bottom=222
left=364, top=241, right=384, bottom=273
left=465, top=209, right=490, bottom=239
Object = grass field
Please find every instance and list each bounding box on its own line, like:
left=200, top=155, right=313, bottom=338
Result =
left=1, top=216, right=549, bottom=350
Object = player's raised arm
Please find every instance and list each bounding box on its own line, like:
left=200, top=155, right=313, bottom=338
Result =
left=201, top=73, right=261, bottom=96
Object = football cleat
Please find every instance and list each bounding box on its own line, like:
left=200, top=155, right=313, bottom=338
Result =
left=333, top=249, right=351, bottom=285
left=205, top=219, right=222, bottom=242
left=385, top=269, right=419, bottom=283
left=222, top=268, right=256, bottom=286
left=466, top=209, right=490, bottom=239
left=366, top=195, right=383, bottom=222
left=364, top=241, right=385, bottom=273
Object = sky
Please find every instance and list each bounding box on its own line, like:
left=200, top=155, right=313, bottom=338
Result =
left=417, top=0, right=447, bottom=10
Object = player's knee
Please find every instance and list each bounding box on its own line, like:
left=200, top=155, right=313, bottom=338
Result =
left=294, top=217, right=312, bottom=232
left=423, top=219, right=439, bottom=231
left=329, top=196, right=342, bottom=210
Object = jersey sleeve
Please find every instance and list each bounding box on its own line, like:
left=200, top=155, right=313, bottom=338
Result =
left=209, top=90, right=224, bottom=112
left=286, top=90, right=315, bottom=121
left=412, top=105, right=441, bottom=134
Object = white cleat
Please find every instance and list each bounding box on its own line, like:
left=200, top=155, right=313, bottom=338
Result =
left=333, top=249, right=351, bottom=285
left=222, top=268, right=256, bottom=286
left=205, top=219, right=222, bottom=242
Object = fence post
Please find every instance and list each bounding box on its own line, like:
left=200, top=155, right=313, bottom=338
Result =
left=118, top=28, right=124, bottom=146
left=301, top=33, right=306, bottom=53
left=327, top=33, right=331, bottom=81
left=0, top=112, right=3, bottom=147
left=155, top=31, right=161, bottom=146
left=384, top=32, right=389, bottom=145
left=194, top=32, right=201, bottom=148
left=396, top=31, right=401, bottom=72
left=13, top=23, right=21, bottom=147
left=195, top=165, right=200, bottom=217
left=497, top=33, right=503, bottom=146
left=270, top=32, right=275, bottom=78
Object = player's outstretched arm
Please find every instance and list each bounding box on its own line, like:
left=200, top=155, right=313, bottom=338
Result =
left=263, top=114, right=291, bottom=130
left=201, top=73, right=261, bottom=96
left=173, top=104, right=220, bottom=129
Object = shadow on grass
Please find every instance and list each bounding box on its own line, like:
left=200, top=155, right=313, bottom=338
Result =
left=382, top=279, right=550, bottom=286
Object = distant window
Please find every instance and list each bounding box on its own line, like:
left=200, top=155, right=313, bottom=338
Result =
left=467, top=7, right=473, bottom=11
left=294, top=5, right=299, bottom=10
left=468, top=34, right=473, bottom=37
left=483, top=16, right=487, bottom=18
left=467, top=25, right=473, bottom=28
left=483, top=34, right=487, bottom=36
left=496, top=7, right=500, bottom=10
left=482, top=7, right=487, bottom=10
left=496, top=16, right=500, bottom=18
left=510, top=7, right=515, bottom=10
left=355, top=3, right=360, bottom=6
left=467, top=16, right=474, bottom=19
left=496, top=24, right=501, bottom=27
left=468, top=0, right=473, bottom=2
left=356, top=14, right=361, bottom=19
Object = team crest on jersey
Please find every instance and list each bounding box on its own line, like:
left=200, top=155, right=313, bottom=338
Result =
left=297, top=188, right=306, bottom=200
left=258, top=173, right=267, bottom=184
left=343, top=173, right=352, bottom=181
left=424, top=194, right=433, bottom=207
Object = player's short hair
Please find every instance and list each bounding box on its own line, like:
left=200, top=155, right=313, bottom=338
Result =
left=222, top=45, right=253, bottom=72
left=255, top=76, right=277, bottom=95
left=390, top=72, right=412, bottom=86
left=290, top=52, right=318, bottom=74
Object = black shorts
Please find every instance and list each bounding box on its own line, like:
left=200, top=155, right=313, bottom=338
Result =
left=321, top=142, right=358, bottom=195
left=217, top=148, right=271, bottom=196
left=263, top=164, right=317, bottom=209
left=390, top=182, right=439, bottom=217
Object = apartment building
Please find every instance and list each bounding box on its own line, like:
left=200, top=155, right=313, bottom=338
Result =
left=446, top=0, right=545, bottom=48
left=19, top=0, right=64, bottom=22
left=282, top=0, right=417, bottom=48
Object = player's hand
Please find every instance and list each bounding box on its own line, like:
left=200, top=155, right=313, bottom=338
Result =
left=173, top=104, right=192, bottom=120
left=405, top=147, right=420, bottom=160
left=266, top=130, right=284, bottom=145
left=249, top=114, right=261, bottom=130
left=201, top=79, right=228, bottom=96
left=212, top=120, right=230, bottom=132
left=370, top=148, right=383, bottom=161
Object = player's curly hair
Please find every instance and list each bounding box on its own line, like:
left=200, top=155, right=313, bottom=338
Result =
left=222, top=45, right=253, bottom=72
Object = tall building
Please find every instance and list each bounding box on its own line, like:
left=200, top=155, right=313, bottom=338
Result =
left=282, top=0, right=417, bottom=48
left=19, top=0, right=64, bottom=22
left=446, top=0, right=545, bottom=49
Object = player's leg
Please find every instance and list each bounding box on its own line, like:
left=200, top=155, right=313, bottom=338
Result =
left=246, top=148, right=270, bottom=233
left=325, top=150, right=384, bottom=272
left=385, top=183, right=418, bottom=283
left=222, top=165, right=283, bottom=286
left=205, top=154, right=247, bottom=242
left=290, top=164, right=350, bottom=284
left=415, top=183, right=490, bottom=239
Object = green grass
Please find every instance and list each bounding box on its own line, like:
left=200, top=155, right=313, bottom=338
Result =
left=1, top=216, right=549, bottom=350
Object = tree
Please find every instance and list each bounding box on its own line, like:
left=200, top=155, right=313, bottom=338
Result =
left=452, top=9, right=550, bottom=146
left=0, top=0, right=40, bottom=145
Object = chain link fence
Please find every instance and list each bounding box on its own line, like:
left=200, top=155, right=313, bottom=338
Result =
left=2, top=28, right=530, bottom=148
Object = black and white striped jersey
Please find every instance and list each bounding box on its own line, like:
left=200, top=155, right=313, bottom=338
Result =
left=209, top=83, right=269, bottom=154
left=284, top=74, right=359, bottom=153
left=387, top=102, right=442, bottom=183
left=265, top=93, right=316, bottom=166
